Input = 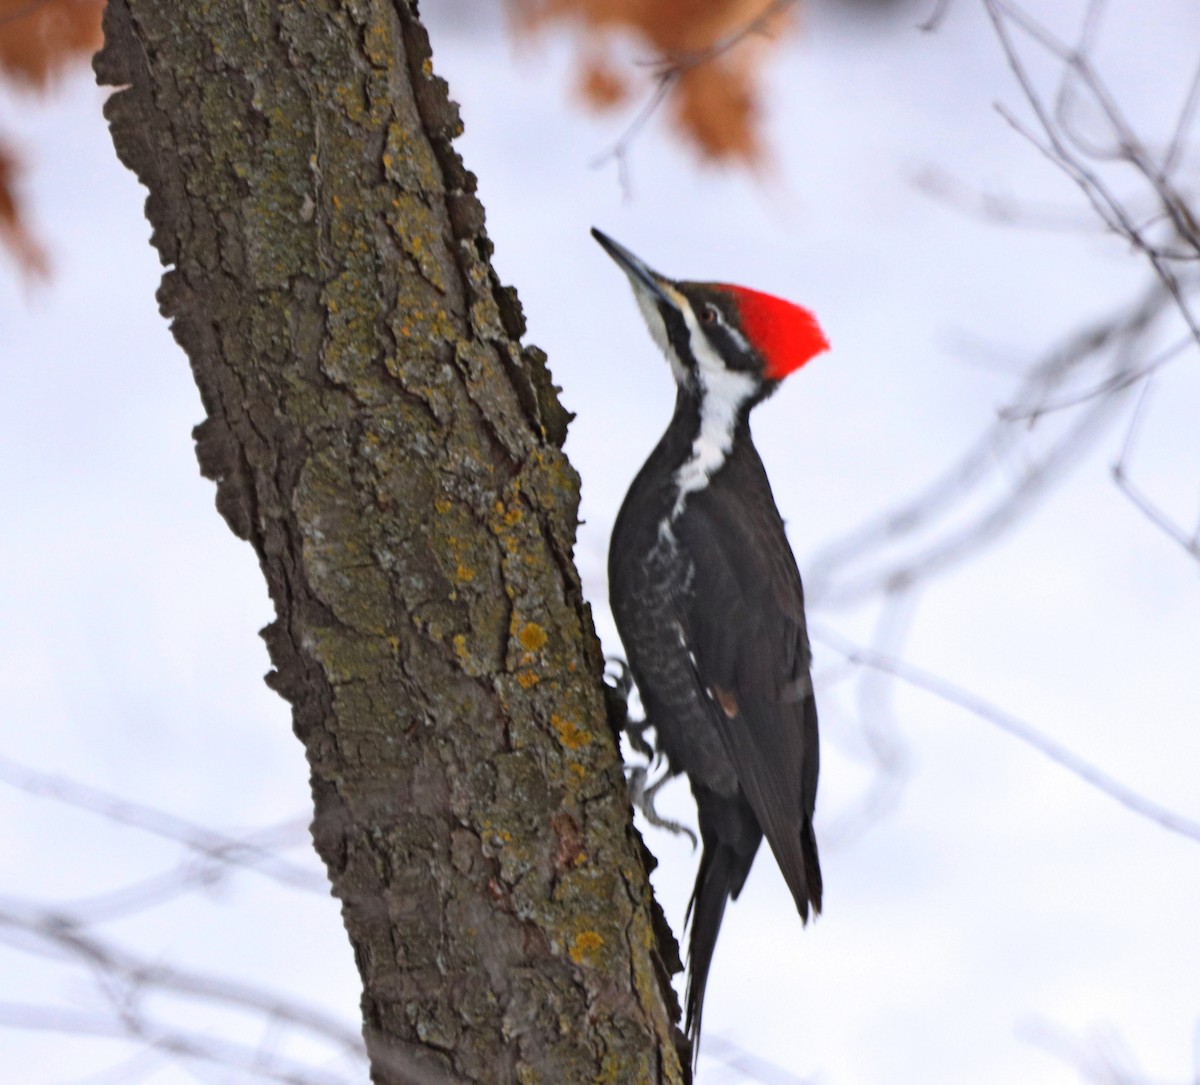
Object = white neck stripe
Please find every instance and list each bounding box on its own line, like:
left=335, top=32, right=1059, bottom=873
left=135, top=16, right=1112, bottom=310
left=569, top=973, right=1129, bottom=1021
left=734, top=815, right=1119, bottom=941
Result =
left=670, top=307, right=756, bottom=518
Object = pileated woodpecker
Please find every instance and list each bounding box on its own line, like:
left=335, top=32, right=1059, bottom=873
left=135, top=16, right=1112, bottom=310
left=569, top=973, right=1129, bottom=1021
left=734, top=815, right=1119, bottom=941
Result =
left=593, top=228, right=828, bottom=1065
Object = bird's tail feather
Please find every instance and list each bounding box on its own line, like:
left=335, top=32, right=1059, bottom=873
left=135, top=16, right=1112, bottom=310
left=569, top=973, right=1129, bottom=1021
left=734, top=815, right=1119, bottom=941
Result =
left=800, top=818, right=822, bottom=915
left=685, top=841, right=753, bottom=1069
left=766, top=813, right=823, bottom=923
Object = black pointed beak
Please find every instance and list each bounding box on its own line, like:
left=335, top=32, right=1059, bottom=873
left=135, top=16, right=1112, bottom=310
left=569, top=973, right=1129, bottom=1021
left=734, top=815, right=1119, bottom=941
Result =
left=591, top=228, right=678, bottom=310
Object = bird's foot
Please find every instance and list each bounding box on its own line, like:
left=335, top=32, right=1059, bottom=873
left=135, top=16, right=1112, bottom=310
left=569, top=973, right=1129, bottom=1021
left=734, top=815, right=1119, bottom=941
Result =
left=605, top=657, right=697, bottom=845
left=605, top=657, right=658, bottom=759
left=602, top=658, right=637, bottom=742
left=627, top=763, right=698, bottom=848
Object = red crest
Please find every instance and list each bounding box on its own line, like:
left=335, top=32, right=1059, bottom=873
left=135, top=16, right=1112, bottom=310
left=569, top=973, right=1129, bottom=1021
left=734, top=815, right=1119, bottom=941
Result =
left=720, top=285, right=829, bottom=381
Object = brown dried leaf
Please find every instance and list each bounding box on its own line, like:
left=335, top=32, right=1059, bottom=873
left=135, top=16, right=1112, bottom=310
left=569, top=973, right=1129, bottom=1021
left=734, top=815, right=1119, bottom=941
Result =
left=0, top=0, right=105, bottom=89
left=0, top=144, right=50, bottom=279
left=579, top=56, right=629, bottom=111
left=673, top=57, right=760, bottom=161
left=511, top=0, right=795, bottom=164
left=0, top=0, right=104, bottom=279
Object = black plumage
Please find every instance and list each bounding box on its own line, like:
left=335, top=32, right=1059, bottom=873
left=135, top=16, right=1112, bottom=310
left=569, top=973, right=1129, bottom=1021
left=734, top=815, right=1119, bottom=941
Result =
left=595, top=229, right=826, bottom=1067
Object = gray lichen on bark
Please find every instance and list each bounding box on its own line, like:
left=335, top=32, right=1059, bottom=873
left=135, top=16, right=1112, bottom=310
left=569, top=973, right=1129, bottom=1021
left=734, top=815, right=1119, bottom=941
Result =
left=94, top=1, right=685, bottom=1081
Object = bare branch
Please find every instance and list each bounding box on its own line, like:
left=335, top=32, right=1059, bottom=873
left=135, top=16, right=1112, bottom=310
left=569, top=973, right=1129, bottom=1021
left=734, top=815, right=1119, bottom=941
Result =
left=590, top=76, right=674, bottom=201
left=813, top=626, right=1200, bottom=846
left=999, top=332, right=1194, bottom=423
left=0, top=896, right=478, bottom=1085
left=819, top=587, right=915, bottom=849
left=0, top=902, right=366, bottom=1055
left=0, top=756, right=325, bottom=896
left=1109, top=374, right=1200, bottom=559
left=701, top=1033, right=821, bottom=1085
left=917, top=0, right=955, bottom=34
left=1016, top=1017, right=1200, bottom=1085
left=912, top=165, right=1101, bottom=233
left=982, top=0, right=1200, bottom=342
left=1163, top=60, right=1200, bottom=179
left=806, top=280, right=1177, bottom=607
left=0, top=999, right=355, bottom=1085
left=1112, top=464, right=1200, bottom=561
left=646, top=0, right=795, bottom=74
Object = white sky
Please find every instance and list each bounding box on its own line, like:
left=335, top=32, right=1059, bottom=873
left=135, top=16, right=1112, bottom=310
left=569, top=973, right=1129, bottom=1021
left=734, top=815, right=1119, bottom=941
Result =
left=2, top=1, right=1199, bottom=1083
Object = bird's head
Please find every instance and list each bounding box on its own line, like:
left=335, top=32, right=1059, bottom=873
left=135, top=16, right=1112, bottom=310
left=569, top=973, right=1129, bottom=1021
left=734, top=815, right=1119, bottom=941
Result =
left=591, top=228, right=829, bottom=406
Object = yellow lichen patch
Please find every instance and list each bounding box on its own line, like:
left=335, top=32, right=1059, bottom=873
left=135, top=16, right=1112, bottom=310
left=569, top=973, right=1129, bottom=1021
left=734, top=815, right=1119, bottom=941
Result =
left=516, top=670, right=540, bottom=689
left=568, top=930, right=604, bottom=965
left=333, top=80, right=368, bottom=124
left=434, top=497, right=452, bottom=514
left=363, top=20, right=392, bottom=67
left=491, top=497, right=525, bottom=528
left=552, top=714, right=591, bottom=751
left=519, top=621, right=547, bottom=653
left=385, top=197, right=448, bottom=293
left=455, top=562, right=476, bottom=583
left=567, top=762, right=586, bottom=780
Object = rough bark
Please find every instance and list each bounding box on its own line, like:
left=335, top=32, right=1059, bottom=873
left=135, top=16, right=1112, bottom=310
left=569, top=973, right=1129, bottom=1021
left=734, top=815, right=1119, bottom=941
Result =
left=94, top=2, right=685, bottom=1082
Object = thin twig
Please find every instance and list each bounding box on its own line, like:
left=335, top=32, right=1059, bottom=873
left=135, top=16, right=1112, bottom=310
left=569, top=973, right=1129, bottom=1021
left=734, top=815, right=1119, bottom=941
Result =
left=593, top=0, right=797, bottom=190
left=806, top=281, right=1171, bottom=607
left=0, top=1000, right=354, bottom=1085
left=1112, top=465, right=1200, bottom=559
left=917, top=0, right=955, bottom=34
left=912, top=165, right=1100, bottom=233
left=0, top=903, right=366, bottom=1055
left=701, top=1033, right=821, bottom=1085
left=814, top=626, right=1200, bottom=845
left=821, top=588, right=915, bottom=848
left=1163, top=59, right=1200, bottom=179
left=0, top=755, right=325, bottom=895
left=983, top=0, right=1200, bottom=341
left=999, top=333, right=1193, bottom=423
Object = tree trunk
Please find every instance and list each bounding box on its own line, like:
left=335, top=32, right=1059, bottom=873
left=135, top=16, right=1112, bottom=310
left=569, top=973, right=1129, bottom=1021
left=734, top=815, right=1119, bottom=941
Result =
left=93, top=2, right=684, bottom=1081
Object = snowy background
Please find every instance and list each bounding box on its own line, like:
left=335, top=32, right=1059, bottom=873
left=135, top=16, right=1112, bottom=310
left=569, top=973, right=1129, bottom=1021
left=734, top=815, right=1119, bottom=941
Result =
left=2, top=1, right=1199, bottom=1082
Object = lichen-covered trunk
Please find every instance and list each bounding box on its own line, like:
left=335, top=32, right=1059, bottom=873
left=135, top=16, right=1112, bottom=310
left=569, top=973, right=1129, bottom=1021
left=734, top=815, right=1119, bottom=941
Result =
left=93, top=2, right=684, bottom=1081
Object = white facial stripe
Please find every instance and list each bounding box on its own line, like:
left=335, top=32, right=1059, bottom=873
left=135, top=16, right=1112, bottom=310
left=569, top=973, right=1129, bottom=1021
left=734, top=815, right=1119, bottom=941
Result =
left=632, top=282, right=690, bottom=387
left=707, top=305, right=750, bottom=354
left=670, top=304, right=757, bottom=517
left=725, top=323, right=749, bottom=353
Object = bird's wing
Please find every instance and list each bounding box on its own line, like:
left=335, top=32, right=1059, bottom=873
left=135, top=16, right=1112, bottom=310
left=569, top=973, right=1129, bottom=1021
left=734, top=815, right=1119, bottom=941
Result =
left=676, top=483, right=822, bottom=917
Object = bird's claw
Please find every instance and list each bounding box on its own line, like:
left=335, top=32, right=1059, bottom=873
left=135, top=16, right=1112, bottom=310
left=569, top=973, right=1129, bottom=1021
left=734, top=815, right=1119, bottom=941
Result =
left=627, top=763, right=698, bottom=849
left=607, top=656, right=697, bottom=846
left=603, top=657, right=635, bottom=733
left=605, top=657, right=656, bottom=760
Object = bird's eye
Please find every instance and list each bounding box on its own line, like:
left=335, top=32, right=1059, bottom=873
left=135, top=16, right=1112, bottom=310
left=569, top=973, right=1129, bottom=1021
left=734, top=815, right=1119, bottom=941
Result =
left=701, top=304, right=718, bottom=325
